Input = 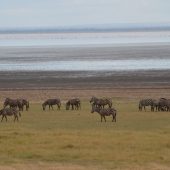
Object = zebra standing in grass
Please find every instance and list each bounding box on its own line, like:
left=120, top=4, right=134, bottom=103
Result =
left=91, top=106, right=117, bottom=122
left=139, top=99, right=153, bottom=111
left=151, top=99, right=159, bottom=112
left=42, top=98, right=61, bottom=111
left=4, top=98, right=23, bottom=111
left=158, top=98, right=170, bottom=111
left=18, top=98, right=29, bottom=111
left=90, top=96, right=112, bottom=108
left=0, top=108, right=21, bottom=122
left=66, top=98, right=81, bottom=110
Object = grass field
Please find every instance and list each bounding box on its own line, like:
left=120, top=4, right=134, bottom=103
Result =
left=0, top=99, right=170, bottom=170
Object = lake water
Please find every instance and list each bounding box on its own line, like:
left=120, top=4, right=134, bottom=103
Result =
left=0, top=59, right=170, bottom=71
left=0, top=31, right=170, bottom=72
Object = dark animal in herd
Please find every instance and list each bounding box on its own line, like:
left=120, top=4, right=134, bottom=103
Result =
left=0, top=108, right=21, bottom=122
left=90, top=96, right=112, bottom=108
left=66, top=98, right=81, bottom=110
left=139, top=98, right=170, bottom=112
left=42, top=98, right=61, bottom=111
left=4, top=98, right=29, bottom=111
left=158, top=98, right=170, bottom=111
left=138, top=99, right=153, bottom=111
left=91, top=105, right=117, bottom=122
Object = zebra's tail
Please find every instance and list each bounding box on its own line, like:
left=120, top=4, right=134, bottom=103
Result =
left=139, top=103, right=142, bottom=111
left=114, top=109, right=117, bottom=122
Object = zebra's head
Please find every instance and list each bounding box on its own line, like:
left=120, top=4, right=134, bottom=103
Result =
left=91, top=105, right=100, bottom=113
left=90, top=96, right=97, bottom=103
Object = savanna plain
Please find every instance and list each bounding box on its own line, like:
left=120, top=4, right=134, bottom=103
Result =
left=0, top=88, right=170, bottom=170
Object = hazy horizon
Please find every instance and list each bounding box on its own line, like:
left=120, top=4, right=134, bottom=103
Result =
left=1, top=23, right=170, bottom=34
left=1, top=0, right=170, bottom=29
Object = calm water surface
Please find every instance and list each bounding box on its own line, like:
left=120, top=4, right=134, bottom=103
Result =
left=0, top=59, right=170, bottom=71
left=0, top=31, right=170, bottom=71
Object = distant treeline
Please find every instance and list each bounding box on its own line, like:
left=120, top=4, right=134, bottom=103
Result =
left=1, top=25, right=170, bottom=34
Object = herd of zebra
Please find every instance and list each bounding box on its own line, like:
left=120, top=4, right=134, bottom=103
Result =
left=1, top=97, right=169, bottom=123
left=0, top=96, right=117, bottom=122
left=139, top=98, right=170, bottom=112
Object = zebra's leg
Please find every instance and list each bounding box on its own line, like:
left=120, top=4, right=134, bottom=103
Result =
left=101, top=116, right=102, bottom=122
left=14, top=115, right=16, bottom=122
left=1, top=115, right=4, bottom=122
left=52, top=105, right=54, bottom=110
left=104, top=116, right=106, bottom=122
left=5, top=115, right=7, bottom=122
left=151, top=106, right=154, bottom=112
left=112, top=115, right=116, bottom=122
left=16, top=115, right=19, bottom=121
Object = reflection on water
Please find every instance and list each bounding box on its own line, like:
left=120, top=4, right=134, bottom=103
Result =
left=0, top=59, right=169, bottom=71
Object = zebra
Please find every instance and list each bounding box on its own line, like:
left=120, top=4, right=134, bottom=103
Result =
left=18, top=98, right=29, bottom=111
left=151, top=99, right=159, bottom=112
left=42, top=98, right=61, bottom=111
left=158, top=98, right=170, bottom=111
left=90, top=96, right=112, bottom=108
left=0, top=108, right=21, bottom=122
left=91, top=106, right=117, bottom=122
left=138, top=99, right=153, bottom=111
left=4, top=98, right=23, bottom=111
left=66, top=98, right=81, bottom=110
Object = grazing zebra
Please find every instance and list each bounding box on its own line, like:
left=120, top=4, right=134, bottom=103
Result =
left=4, top=98, right=23, bottom=111
left=18, top=98, right=29, bottom=111
left=0, top=108, right=21, bottom=122
left=151, top=99, right=159, bottom=112
left=66, top=98, right=81, bottom=110
left=42, top=98, right=61, bottom=111
left=90, top=96, right=112, bottom=108
left=138, top=99, right=153, bottom=111
left=91, top=106, right=117, bottom=122
left=158, top=98, right=170, bottom=111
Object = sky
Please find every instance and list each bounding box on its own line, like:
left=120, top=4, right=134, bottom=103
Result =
left=0, top=0, right=170, bottom=29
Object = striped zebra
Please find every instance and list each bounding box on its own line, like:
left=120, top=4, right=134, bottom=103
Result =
left=0, top=108, right=21, bottom=122
left=90, top=96, right=112, bottom=108
left=158, top=98, right=170, bottom=111
left=151, top=99, right=159, bottom=112
left=66, top=98, right=81, bottom=110
left=91, top=106, right=117, bottom=122
left=139, top=99, right=153, bottom=111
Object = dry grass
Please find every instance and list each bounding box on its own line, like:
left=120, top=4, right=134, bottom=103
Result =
left=0, top=90, right=170, bottom=170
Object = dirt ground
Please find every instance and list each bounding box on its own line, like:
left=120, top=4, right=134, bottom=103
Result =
left=0, top=69, right=170, bottom=102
